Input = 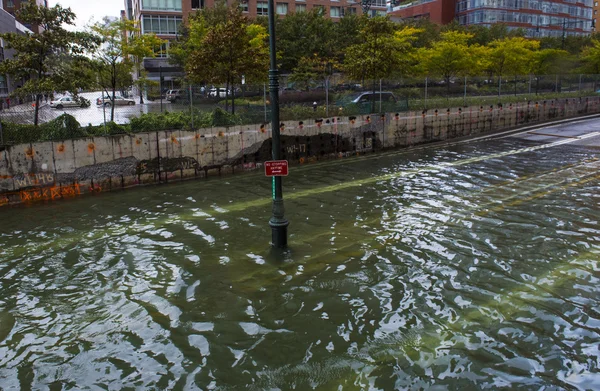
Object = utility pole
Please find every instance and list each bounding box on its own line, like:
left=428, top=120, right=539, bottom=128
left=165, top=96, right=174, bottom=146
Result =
left=267, top=0, right=289, bottom=248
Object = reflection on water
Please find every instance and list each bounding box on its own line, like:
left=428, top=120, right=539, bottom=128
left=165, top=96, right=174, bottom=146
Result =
left=0, top=136, right=599, bottom=389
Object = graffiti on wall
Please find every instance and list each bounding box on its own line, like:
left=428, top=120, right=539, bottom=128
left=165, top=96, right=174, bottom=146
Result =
left=12, top=173, right=55, bottom=188
left=137, top=156, right=202, bottom=175
left=19, top=183, right=81, bottom=203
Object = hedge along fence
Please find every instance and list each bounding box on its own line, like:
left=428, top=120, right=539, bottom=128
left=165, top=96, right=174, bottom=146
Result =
left=1, top=92, right=597, bottom=146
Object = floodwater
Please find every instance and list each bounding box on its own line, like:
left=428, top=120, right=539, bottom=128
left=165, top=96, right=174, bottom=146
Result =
left=1, top=124, right=600, bottom=390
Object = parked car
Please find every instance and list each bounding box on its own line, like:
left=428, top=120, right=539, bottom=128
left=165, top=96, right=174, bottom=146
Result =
left=208, top=88, right=233, bottom=98
left=349, top=91, right=397, bottom=104
left=337, top=91, right=399, bottom=114
left=166, top=89, right=184, bottom=102
left=96, top=95, right=135, bottom=106
left=50, top=96, right=90, bottom=109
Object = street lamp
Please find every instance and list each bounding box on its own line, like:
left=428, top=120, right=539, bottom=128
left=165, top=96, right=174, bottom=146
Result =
left=267, top=0, right=289, bottom=248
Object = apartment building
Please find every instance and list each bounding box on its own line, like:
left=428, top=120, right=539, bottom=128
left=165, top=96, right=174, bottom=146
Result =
left=0, top=1, right=34, bottom=99
left=2, top=0, right=47, bottom=33
left=593, top=0, right=598, bottom=31
left=389, top=0, right=593, bottom=38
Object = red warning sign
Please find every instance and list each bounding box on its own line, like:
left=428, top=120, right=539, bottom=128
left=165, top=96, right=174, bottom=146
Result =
left=265, top=160, right=289, bottom=177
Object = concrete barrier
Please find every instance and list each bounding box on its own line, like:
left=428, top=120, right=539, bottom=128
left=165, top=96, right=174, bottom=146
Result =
left=1, top=97, right=598, bottom=207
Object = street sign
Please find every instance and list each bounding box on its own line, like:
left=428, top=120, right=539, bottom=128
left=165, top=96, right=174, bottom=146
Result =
left=265, top=160, right=289, bottom=177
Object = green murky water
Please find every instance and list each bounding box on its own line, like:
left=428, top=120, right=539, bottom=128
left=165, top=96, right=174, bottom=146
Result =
left=1, top=133, right=599, bottom=390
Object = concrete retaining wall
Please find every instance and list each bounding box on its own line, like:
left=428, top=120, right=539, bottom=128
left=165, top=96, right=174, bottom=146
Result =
left=1, top=97, right=599, bottom=207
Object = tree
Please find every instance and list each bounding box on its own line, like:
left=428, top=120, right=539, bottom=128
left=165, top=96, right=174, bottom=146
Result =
left=488, top=37, right=539, bottom=77
left=179, top=4, right=269, bottom=114
left=276, top=10, right=335, bottom=73
left=530, top=49, right=570, bottom=94
left=343, top=17, right=420, bottom=111
left=579, top=39, right=600, bottom=74
left=90, top=19, right=162, bottom=121
left=289, top=54, right=338, bottom=91
left=127, top=33, right=164, bottom=104
left=419, top=31, right=484, bottom=94
left=0, top=3, right=99, bottom=126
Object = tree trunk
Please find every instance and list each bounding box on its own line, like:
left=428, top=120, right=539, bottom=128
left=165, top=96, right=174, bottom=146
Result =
left=111, top=63, right=116, bottom=122
left=225, top=80, right=230, bottom=113
left=231, top=81, right=235, bottom=115
left=371, top=80, right=376, bottom=114
left=34, top=94, right=41, bottom=127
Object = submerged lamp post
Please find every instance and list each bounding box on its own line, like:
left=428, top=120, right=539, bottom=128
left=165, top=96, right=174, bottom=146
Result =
left=267, top=0, right=289, bottom=248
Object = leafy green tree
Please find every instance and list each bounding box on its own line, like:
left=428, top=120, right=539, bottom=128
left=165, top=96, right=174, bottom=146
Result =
left=276, top=10, right=335, bottom=73
left=178, top=4, right=268, bottom=114
left=466, top=23, right=525, bottom=46
left=419, top=31, right=484, bottom=93
left=530, top=48, right=570, bottom=93
left=0, top=3, right=99, bottom=126
left=91, top=19, right=162, bottom=120
left=289, top=54, right=338, bottom=91
left=343, top=17, right=420, bottom=111
left=488, top=37, right=539, bottom=77
left=128, top=33, right=165, bottom=104
left=580, top=39, right=600, bottom=74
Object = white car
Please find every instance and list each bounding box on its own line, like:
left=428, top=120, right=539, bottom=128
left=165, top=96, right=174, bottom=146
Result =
left=49, top=96, right=90, bottom=109
left=208, top=88, right=232, bottom=98
left=96, top=95, right=135, bottom=106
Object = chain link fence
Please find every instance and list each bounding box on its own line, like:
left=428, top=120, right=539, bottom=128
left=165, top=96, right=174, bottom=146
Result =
left=1, top=74, right=599, bottom=145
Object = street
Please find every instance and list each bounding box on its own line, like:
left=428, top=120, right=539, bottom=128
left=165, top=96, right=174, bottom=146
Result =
left=0, top=118, right=599, bottom=389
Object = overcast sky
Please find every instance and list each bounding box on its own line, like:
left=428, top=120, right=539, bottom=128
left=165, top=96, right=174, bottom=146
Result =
left=49, top=0, right=124, bottom=29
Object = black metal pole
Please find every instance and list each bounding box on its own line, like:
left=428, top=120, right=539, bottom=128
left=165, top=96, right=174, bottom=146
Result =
left=267, top=0, right=288, bottom=248
left=159, top=65, right=163, bottom=113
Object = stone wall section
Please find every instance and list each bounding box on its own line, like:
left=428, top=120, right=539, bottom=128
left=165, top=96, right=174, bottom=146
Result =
left=1, top=97, right=598, bottom=207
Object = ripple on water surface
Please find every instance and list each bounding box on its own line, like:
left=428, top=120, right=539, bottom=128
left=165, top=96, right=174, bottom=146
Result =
left=0, top=139, right=599, bottom=389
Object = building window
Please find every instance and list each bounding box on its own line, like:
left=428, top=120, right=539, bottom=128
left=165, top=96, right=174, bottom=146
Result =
left=345, top=7, right=356, bottom=15
left=295, top=3, right=306, bottom=12
left=7, top=0, right=14, bottom=8
left=276, top=2, right=288, bottom=14
left=330, top=6, right=341, bottom=17
left=191, top=0, right=202, bottom=9
left=154, top=41, right=171, bottom=58
left=142, top=15, right=183, bottom=35
left=239, top=1, right=248, bottom=12
left=257, top=1, right=269, bottom=15
left=313, top=5, right=325, bottom=15
left=141, top=0, right=182, bottom=11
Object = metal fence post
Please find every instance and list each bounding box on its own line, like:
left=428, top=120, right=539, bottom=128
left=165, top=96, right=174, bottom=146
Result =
left=379, top=79, right=382, bottom=112
left=189, top=83, right=194, bottom=129
left=425, top=77, right=428, bottom=107
left=579, top=74, right=582, bottom=94
left=529, top=75, right=532, bottom=94
left=463, top=75, right=467, bottom=106
left=498, top=76, right=502, bottom=97
left=326, top=76, right=329, bottom=117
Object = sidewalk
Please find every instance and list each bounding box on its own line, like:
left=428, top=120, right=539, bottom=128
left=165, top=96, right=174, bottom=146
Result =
left=0, top=100, right=50, bottom=114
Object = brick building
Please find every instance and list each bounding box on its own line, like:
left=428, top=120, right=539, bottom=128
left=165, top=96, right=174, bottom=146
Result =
left=389, top=0, right=593, bottom=38
left=388, top=0, right=455, bottom=24
left=2, top=0, right=47, bottom=33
